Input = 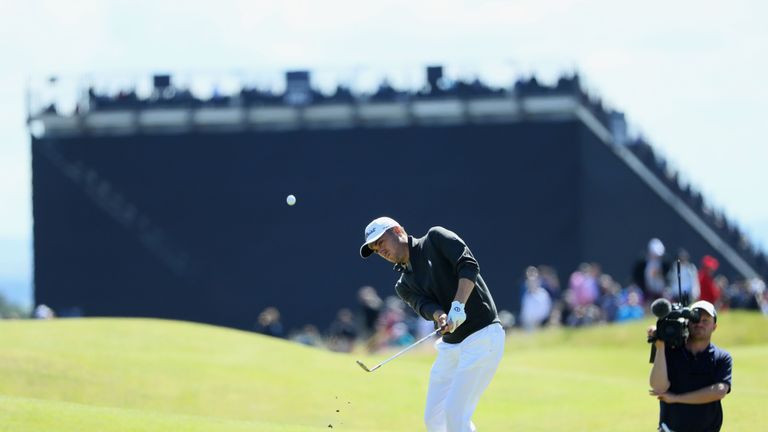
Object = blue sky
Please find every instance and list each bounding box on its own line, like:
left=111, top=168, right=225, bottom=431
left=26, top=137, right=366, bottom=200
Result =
left=1, top=0, right=767, bottom=308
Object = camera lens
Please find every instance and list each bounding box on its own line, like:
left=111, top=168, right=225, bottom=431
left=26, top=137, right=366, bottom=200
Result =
left=690, top=309, right=701, bottom=323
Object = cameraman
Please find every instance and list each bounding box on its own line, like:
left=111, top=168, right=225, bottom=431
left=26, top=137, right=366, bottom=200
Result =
left=648, top=300, right=732, bottom=432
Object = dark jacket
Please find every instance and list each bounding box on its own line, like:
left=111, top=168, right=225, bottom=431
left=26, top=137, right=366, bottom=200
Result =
left=394, top=227, right=499, bottom=344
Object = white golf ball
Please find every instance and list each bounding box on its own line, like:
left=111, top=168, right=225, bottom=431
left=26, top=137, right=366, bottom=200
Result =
left=286, top=194, right=296, bottom=206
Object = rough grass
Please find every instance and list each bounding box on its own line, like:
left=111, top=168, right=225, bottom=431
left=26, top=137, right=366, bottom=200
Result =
left=0, top=312, right=766, bottom=431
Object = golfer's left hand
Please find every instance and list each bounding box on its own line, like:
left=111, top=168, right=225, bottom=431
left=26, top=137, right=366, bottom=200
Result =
left=447, top=301, right=466, bottom=333
left=649, top=389, right=678, bottom=403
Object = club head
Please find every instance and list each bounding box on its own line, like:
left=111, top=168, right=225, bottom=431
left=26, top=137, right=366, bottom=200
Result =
left=356, top=360, right=372, bottom=372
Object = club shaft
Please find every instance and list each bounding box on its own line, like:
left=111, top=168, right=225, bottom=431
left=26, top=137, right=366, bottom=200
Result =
left=368, top=329, right=440, bottom=371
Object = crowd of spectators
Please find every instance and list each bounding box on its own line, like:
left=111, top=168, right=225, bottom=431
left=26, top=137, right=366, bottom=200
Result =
left=257, top=287, right=442, bottom=354
left=39, top=68, right=610, bottom=122
left=253, top=237, right=767, bottom=353
left=12, top=237, right=766, bottom=352
left=518, top=237, right=766, bottom=332
left=77, top=76, right=502, bottom=112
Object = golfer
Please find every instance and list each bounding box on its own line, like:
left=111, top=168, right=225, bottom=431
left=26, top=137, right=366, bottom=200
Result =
left=360, top=216, right=505, bottom=432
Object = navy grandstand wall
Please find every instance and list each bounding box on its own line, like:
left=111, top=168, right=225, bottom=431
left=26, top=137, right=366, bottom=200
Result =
left=31, top=120, right=743, bottom=331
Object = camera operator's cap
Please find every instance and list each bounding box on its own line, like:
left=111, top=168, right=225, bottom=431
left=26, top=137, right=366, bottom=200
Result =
left=360, top=216, right=400, bottom=258
left=690, top=300, right=717, bottom=320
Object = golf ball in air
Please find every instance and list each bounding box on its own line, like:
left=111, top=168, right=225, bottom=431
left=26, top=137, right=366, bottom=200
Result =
left=286, top=194, right=296, bottom=206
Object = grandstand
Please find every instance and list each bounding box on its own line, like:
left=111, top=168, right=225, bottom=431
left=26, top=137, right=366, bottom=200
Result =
left=28, top=66, right=768, bottom=331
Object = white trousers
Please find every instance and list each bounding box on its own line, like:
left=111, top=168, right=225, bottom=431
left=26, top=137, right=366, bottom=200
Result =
left=424, top=323, right=505, bottom=432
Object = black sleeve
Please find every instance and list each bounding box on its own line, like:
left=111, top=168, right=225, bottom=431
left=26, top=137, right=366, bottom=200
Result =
left=715, top=351, right=733, bottom=393
left=395, top=277, right=441, bottom=322
left=428, top=227, right=480, bottom=283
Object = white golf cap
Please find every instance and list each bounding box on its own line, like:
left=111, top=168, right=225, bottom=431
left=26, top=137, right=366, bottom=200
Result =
left=690, top=300, right=717, bottom=320
left=359, top=216, right=400, bottom=258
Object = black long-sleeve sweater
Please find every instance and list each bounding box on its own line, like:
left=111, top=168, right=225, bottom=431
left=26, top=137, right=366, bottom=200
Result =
left=394, top=226, right=499, bottom=344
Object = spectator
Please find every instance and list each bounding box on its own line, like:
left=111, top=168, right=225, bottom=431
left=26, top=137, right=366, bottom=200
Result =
left=255, top=306, right=284, bottom=338
left=33, top=304, right=56, bottom=319
left=756, top=279, right=768, bottom=315
left=389, top=322, right=416, bottom=347
left=414, top=315, right=437, bottom=339
left=698, top=255, right=721, bottom=305
left=597, top=274, right=622, bottom=322
left=290, top=324, right=324, bottom=347
left=726, top=279, right=759, bottom=310
left=519, top=267, right=552, bottom=331
left=622, top=281, right=645, bottom=306
left=327, top=308, right=358, bottom=352
left=632, top=238, right=671, bottom=301
left=497, top=309, right=516, bottom=330
left=566, top=304, right=602, bottom=327
left=616, top=291, right=644, bottom=322
left=538, top=264, right=562, bottom=304
left=750, top=278, right=766, bottom=313
left=363, top=296, right=398, bottom=352
left=666, top=249, right=700, bottom=304
left=714, top=275, right=729, bottom=310
left=357, top=286, right=383, bottom=339
left=567, top=263, right=599, bottom=308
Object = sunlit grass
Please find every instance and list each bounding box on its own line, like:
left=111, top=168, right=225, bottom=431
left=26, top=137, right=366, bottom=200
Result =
left=0, top=311, right=765, bottom=431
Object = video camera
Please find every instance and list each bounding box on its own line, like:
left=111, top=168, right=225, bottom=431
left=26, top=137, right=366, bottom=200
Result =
left=648, top=298, right=700, bottom=348
left=647, top=259, right=700, bottom=362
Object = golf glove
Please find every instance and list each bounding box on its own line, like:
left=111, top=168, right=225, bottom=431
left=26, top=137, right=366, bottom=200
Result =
left=447, top=301, right=466, bottom=332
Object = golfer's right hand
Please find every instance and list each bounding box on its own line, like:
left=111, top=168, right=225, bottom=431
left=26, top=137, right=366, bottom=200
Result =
left=435, top=313, right=450, bottom=335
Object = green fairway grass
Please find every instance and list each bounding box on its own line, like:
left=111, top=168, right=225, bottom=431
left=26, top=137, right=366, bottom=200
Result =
left=1, top=312, right=766, bottom=431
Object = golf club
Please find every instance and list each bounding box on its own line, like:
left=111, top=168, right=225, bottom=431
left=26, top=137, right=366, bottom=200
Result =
left=356, top=329, right=441, bottom=373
